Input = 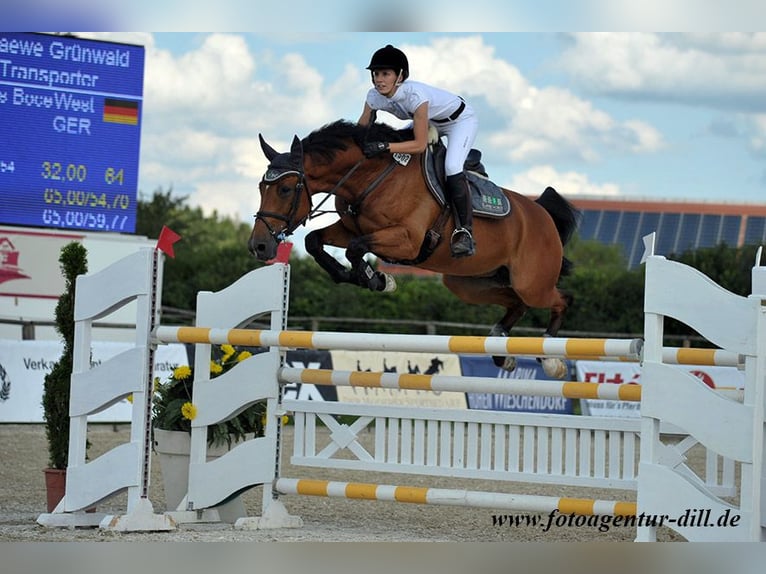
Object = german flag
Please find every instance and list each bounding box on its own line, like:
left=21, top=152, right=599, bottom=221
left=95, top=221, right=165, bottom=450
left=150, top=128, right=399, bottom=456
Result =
left=103, top=98, right=139, bottom=125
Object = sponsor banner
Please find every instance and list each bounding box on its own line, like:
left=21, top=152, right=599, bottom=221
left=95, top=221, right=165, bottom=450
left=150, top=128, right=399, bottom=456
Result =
left=283, top=349, right=336, bottom=402
left=332, top=350, right=465, bottom=408
left=181, top=345, right=337, bottom=403
left=462, top=356, right=574, bottom=415
left=576, top=360, right=745, bottom=418
left=0, top=339, right=188, bottom=422
left=0, top=228, right=84, bottom=299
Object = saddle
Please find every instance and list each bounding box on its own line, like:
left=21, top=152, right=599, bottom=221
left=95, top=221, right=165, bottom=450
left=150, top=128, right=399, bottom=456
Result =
left=422, top=141, right=511, bottom=218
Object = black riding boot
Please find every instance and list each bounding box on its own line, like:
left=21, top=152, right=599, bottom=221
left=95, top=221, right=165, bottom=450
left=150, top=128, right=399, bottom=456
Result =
left=446, top=172, right=476, bottom=258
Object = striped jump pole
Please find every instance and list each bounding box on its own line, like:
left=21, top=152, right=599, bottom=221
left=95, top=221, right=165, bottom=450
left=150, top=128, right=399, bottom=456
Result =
left=662, top=347, right=742, bottom=367
left=280, top=368, right=744, bottom=402
left=155, top=326, right=643, bottom=360
left=155, top=326, right=743, bottom=367
left=275, top=478, right=637, bottom=517
left=279, top=367, right=643, bottom=402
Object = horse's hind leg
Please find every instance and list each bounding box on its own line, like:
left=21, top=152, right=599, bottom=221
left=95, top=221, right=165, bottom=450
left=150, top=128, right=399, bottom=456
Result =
left=535, top=288, right=574, bottom=379
left=441, top=274, right=529, bottom=370
left=443, top=274, right=573, bottom=379
left=489, top=295, right=529, bottom=371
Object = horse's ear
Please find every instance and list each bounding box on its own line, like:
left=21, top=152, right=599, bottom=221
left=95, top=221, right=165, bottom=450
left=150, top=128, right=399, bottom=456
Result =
left=289, top=135, right=303, bottom=161
left=258, top=133, right=280, bottom=161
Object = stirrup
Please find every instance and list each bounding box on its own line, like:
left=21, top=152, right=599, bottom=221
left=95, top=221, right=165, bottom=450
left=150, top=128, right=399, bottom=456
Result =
left=450, top=228, right=475, bottom=258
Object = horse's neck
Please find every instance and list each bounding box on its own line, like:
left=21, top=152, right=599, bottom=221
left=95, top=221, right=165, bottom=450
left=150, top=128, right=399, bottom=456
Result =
left=306, top=156, right=367, bottom=202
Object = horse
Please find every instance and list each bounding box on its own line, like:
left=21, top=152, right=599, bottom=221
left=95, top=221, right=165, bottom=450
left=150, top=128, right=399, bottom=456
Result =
left=249, top=120, right=581, bottom=378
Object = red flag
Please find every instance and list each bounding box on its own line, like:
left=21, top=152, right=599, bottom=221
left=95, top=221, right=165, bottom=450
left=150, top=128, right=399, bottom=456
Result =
left=156, top=226, right=182, bottom=258
left=268, top=242, right=293, bottom=264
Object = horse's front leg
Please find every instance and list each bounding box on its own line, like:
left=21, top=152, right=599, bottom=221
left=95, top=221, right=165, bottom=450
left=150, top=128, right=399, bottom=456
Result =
left=345, top=235, right=397, bottom=293
left=305, top=223, right=357, bottom=285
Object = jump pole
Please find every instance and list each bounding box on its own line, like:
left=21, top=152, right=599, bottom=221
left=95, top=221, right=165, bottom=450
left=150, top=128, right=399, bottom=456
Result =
left=155, top=326, right=643, bottom=360
left=278, top=367, right=643, bottom=402
left=275, top=478, right=637, bottom=517
left=154, top=326, right=742, bottom=367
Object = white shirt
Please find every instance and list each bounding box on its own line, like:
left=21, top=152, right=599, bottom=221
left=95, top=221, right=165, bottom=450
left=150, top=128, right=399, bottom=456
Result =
left=365, top=80, right=463, bottom=122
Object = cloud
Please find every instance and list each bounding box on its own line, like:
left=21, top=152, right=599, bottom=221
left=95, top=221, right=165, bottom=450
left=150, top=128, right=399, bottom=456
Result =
left=748, top=114, right=766, bottom=157
left=70, top=33, right=671, bottom=223
left=405, top=36, right=665, bottom=165
left=558, top=33, right=766, bottom=112
left=509, top=165, right=622, bottom=197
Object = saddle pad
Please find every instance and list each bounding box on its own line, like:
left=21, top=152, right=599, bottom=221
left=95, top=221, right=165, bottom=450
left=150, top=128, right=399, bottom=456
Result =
left=467, top=172, right=510, bottom=218
left=422, top=148, right=511, bottom=219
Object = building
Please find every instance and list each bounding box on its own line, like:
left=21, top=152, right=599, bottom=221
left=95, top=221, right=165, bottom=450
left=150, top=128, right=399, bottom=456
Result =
left=574, top=198, right=766, bottom=268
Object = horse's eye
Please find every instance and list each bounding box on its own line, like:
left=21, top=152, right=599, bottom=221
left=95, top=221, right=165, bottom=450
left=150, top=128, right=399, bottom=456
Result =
left=278, top=184, right=293, bottom=197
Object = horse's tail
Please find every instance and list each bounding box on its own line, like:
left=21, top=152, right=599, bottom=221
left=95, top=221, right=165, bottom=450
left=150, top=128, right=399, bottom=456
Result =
left=535, top=186, right=582, bottom=277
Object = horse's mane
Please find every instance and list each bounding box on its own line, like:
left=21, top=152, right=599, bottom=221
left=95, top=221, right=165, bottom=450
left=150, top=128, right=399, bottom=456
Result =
left=302, top=120, right=410, bottom=163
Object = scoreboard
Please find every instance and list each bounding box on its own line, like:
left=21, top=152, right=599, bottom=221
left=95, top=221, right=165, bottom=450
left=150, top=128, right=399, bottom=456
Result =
left=0, top=33, right=144, bottom=233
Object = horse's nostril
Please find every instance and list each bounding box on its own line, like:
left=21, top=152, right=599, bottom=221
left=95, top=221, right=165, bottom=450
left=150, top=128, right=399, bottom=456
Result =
left=247, top=238, right=266, bottom=256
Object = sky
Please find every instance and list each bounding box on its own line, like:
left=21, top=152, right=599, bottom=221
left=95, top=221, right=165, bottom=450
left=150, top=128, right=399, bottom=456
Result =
left=62, top=31, right=765, bottom=248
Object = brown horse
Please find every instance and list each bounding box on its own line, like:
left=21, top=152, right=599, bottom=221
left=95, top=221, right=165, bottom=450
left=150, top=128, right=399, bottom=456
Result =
left=249, top=120, right=581, bottom=377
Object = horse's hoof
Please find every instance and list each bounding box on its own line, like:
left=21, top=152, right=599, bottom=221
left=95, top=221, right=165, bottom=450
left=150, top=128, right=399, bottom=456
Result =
left=488, top=324, right=508, bottom=338
left=493, top=356, right=516, bottom=372
left=382, top=273, right=397, bottom=292
left=541, top=357, right=568, bottom=380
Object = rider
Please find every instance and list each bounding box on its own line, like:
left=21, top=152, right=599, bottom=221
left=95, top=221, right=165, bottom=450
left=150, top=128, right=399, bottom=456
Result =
left=358, top=44, right=478, bottom=258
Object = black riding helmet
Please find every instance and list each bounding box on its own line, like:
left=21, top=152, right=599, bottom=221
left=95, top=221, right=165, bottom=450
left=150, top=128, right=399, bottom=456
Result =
left=366, top=44, right=409, bottom=80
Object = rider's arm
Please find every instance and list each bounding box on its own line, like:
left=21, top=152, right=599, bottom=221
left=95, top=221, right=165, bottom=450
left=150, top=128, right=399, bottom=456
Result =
left=388, top=102, right=429, bottom=154
left=358, top=103, right=373, bottom=126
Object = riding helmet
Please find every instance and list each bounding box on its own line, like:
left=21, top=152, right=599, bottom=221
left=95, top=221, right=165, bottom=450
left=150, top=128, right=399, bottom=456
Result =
left=366, top=44, right=409, bottom=80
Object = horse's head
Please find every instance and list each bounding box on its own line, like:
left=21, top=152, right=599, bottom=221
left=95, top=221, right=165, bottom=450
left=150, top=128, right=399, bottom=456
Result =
left=249, top=134, right=311, bottom=260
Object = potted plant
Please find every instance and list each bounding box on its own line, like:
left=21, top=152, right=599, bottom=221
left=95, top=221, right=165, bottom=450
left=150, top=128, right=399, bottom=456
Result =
left=41, top=242, right=88, bottom=512
left=152, top=343, right=269, bottom=514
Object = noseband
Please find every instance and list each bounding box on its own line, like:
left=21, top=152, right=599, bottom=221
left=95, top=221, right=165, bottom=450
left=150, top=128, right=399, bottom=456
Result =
left=254, top=168, right=310, bottom=242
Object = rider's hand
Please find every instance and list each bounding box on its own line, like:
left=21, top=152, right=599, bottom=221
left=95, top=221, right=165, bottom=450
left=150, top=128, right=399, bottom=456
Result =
left=363, top=141, right=390, bottom=158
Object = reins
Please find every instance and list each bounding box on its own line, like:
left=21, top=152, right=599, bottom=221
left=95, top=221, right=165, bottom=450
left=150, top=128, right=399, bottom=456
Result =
left=298, top=154, right=401, bottom=221
left=256, top=118, right=400, bottom=241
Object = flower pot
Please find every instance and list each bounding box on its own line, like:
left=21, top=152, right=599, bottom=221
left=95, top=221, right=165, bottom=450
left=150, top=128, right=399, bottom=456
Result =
left=43, top=468, right=67, bottom=512
left=153, top=428, right=248, bottom=523
left=42, top=468, right=97, bottom=514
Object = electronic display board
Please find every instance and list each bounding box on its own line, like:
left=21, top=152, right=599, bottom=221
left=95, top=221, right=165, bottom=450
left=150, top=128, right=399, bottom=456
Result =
left=0, top=33, right=144, bottom=233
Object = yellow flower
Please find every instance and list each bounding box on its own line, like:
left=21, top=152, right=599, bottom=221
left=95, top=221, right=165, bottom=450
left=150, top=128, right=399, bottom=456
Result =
left=260, top=414, right=291, bottom=427
left=236, top=351, right=252, bottom=362
left=221, top=344, right=235, bottom=361
left=126, top=394, right=133, bottom=404
left=210, top=361, right=223, bottom=375
left=181, top=402, right=197, bottom=421
left=173, top=365, right=192, bottom=380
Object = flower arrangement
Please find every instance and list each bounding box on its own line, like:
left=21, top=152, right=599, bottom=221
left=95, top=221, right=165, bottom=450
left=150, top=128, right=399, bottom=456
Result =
left=152, top=344, right=266, bottom=447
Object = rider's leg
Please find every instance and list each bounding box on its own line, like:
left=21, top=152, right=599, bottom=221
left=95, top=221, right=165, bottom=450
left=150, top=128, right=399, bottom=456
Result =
left=441, top=109, right=478, bottom=259
left=446, top=172, right=476, bottom=258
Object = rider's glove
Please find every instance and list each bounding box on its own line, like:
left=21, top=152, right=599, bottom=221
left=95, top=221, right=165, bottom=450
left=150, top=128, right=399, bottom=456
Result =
left=363, top=141, right=390, bottom=158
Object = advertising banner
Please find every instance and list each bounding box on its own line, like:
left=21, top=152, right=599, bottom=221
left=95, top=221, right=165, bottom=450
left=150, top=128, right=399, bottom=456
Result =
left=575, top=360, right=745, bottom=417
left=462, top=355, right=574, bottom=414
left=0, top=339, right=187, bottom=422
left=283, top=349, right=336, bottom=402
left=332, top=350, right=465, bottom=408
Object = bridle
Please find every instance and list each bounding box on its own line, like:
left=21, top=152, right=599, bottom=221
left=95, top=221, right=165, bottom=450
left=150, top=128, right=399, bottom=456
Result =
left=254, top=168, right=311, bottom=243
left=254, top=140, right=398, bottom=241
